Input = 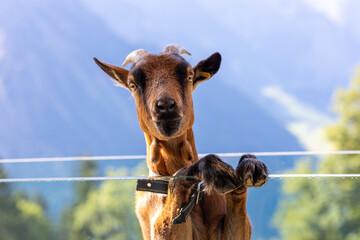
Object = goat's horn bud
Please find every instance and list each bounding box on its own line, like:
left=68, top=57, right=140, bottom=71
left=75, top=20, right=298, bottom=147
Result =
left=163, top=44, right=191, bottom=56
left=122, top=49, right=149, bottom=67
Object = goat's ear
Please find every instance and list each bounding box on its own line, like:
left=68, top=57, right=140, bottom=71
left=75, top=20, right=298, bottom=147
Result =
left=94, top=58, right=129, bottom=89
left=192, top=52, right=221, bottom=90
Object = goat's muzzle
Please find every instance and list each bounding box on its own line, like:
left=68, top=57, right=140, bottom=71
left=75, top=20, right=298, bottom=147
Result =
left=156, top=96, right=177, bottom=114
left=152, top=96, right=182, bottom=137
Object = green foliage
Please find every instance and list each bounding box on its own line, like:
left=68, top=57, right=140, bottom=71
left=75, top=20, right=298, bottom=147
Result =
left=16, top=198, right=51, bottom=240
left=56, top=206, right=75, bottom=240
left=0, top=164, right=50, bottom=240
left=273, top=67, right=360, bottom=240
left=75, top=160, right=98, bottom=205
left=56, top=159, right=99, bottom=240
left=59, top=161, right=146, bottom=240
left=326, top=67, right=360, bottom=151
left=72, top=168, right=142, bottom=240
left=1, top=156, right=146, bottom=240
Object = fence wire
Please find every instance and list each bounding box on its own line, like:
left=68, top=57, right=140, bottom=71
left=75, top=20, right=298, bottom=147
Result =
left=1, top=151, right=359, bottom=182
left=1, top=150, right=360, bottom=164
left=0, top=174, right=360, bottom=183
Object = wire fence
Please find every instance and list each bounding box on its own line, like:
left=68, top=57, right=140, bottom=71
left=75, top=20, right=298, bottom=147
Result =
left=1, top=150, right=360, bottom=163
left=0, top=174, right=360, bottom=183
left=1, top=151, right=360, bottom=183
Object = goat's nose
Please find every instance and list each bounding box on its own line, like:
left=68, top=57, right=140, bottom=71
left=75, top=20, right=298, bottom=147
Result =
left=156, top=96, right=176, bottom=113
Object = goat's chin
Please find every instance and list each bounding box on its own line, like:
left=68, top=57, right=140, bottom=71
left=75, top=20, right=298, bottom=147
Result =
left=154, top=119, right=182, bottom=140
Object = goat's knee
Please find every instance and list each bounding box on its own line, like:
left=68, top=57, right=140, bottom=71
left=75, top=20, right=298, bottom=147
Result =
left=181, top=154, right=241, bottom=194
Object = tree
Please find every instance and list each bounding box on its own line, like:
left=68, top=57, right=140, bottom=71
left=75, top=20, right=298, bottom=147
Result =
left=57, top=158, right=146, bottom=240
left=75, top=160, right=98, bottom=205
left=71, top=165, right=145, bottom=240
left=57, top=159, right=98, bottom=240
left=273, top=67, right=360, bottom=240
left=0, top=164, right=50, bottom=240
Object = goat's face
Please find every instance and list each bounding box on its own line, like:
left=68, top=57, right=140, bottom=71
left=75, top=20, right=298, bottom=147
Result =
left=94, top=45, right=221, bottom=140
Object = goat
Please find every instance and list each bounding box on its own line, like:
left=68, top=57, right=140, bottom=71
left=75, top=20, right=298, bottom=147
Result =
left=94, top=44, right=268, bottom=240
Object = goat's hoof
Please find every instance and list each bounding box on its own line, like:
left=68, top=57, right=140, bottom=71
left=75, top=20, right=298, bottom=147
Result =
left=235, top=154, right=268, bottom=188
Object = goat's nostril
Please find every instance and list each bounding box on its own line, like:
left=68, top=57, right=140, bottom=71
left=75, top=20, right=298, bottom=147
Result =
left=156, top=97, right=176, bottom=113
left=156, top=102, right=166, bottom=112
left=168, top=100, right=176, bottom=112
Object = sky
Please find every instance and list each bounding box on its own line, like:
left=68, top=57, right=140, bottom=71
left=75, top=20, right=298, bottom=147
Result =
left=80, top=0, right=360, bottom=150
left=0, top=29, right=6, bottom=100
left=0, top=0, right=359, bottom=155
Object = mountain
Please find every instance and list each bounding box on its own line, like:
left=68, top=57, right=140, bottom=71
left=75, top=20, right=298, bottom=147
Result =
left=0, top=0, right=301, bottom=161
left=0, top=0, right=142, bottom=159
left=0, top=0, right=302, bottom=238
left=82, top=0, right=360, bottom=151
left=83, top=0, right=360, bottom=110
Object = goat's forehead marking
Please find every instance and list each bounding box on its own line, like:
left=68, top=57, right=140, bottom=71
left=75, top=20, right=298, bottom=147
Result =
left=128, top=54, right=192, bottom=111
left=129, top=54, right=191, bottom=86
left=131, top=54, right=190, bottom=73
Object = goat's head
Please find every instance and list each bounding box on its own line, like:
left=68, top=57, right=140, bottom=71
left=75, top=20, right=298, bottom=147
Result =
left=94, top=44, right=221, bottom=140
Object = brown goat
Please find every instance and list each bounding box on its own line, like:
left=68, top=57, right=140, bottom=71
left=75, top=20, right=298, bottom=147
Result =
left=94, top=44, right=268, bottom=240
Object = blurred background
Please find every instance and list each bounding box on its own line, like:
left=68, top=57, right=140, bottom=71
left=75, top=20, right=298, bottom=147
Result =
left=0, top=0, right=360, bottom=239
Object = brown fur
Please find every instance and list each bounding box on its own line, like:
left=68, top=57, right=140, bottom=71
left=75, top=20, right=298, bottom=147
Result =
left=94, top=47, right=268, bottom=240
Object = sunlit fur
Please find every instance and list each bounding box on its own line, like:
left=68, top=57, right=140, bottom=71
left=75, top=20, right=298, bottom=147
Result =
left=94, top=47, right=268, bottom=240
left=130, top=54, right=195, bottom=142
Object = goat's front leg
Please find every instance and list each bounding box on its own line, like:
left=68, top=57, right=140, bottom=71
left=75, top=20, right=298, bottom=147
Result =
left=152, top=175, right=197, bottom=240
left=178, top=155, right=243, bottom=239
left=223, top=154, right=268, bottom=240
left=153, top=154, right=240, bottom=240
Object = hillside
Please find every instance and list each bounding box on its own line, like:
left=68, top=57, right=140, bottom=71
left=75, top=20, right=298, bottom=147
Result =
left=0, top=0, right=301, bottom=161
left=83, top=0, right=360, bottom=151
left=0, top=1, right=303, bottom=239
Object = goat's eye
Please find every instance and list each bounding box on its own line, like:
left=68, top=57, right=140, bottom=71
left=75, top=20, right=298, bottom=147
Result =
left=129, top=82, right=137, bottom=90
left=187, top=75, right=194, bottom=83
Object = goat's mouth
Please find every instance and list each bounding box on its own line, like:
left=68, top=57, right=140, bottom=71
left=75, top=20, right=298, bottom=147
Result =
left=154, top=117, right=182, bottom=137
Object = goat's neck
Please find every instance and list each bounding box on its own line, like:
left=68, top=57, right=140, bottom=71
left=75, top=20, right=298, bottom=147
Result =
left=145, top=129, right=198, bottom=176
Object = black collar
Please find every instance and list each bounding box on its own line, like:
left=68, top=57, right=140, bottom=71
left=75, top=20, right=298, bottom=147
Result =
left=136, top=179, right=169, bottom=194
left=136, top=178, right=204, bottom=224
